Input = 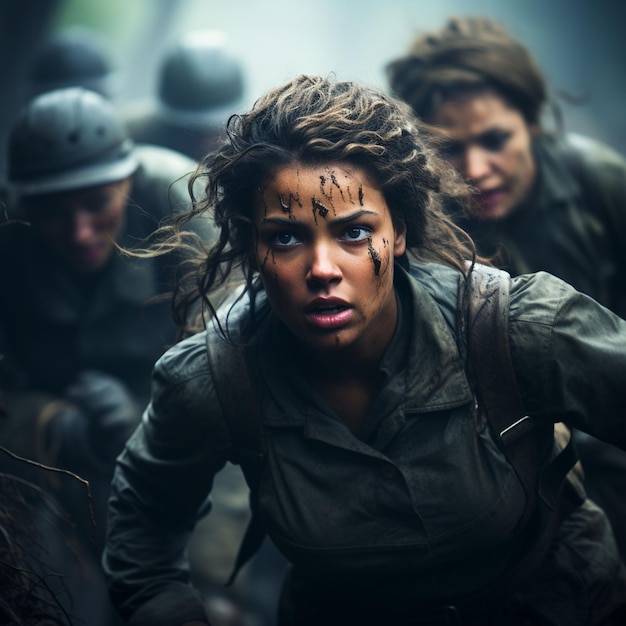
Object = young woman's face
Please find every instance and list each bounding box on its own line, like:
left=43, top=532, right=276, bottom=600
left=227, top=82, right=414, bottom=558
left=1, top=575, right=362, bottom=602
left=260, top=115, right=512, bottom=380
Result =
left=431, top=89, right=537, bottom=220
left=26, top=178, right=131, bottom=274
left=254, top=163, right=406, bottom=357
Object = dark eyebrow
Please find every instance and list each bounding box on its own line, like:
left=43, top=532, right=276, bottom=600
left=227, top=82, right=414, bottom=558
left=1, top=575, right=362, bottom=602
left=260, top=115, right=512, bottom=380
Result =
left=261, top=209, right=377, bottom=226
left=330, top=209, right=377, bottom=225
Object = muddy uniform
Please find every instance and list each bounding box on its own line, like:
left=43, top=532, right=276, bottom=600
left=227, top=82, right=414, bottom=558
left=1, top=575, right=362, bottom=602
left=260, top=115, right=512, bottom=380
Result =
left=104, top=261, right=626, bottom=626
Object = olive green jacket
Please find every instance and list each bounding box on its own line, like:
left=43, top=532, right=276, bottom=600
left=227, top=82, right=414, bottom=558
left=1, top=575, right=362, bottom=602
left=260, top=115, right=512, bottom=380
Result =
left=104, top=262, right=626, bottom=625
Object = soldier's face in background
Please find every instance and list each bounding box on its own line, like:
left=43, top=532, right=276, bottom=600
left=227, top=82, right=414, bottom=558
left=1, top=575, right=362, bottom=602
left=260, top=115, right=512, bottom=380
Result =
left=25, top=177, right=131, bottom=274
left=431, top=88, right=537, bottom=221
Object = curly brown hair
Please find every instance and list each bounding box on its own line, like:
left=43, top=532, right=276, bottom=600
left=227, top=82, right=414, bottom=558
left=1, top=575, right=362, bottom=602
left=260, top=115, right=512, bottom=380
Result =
left=169, top=74, right=476, bottom=331
left=386, top=16, right=547, bottom=125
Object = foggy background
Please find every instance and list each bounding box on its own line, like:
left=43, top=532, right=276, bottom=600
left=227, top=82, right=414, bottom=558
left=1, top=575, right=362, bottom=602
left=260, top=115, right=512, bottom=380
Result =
left=2, top=0, right=625, bottom=177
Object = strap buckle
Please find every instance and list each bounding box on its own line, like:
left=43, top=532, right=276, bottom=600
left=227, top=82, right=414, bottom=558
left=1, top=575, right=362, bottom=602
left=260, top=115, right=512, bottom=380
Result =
left=499, top=415, right=534, bottom=446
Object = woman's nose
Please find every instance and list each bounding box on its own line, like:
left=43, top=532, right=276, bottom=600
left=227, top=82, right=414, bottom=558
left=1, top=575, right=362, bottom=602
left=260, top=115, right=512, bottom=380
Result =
left=306, top=241, right=342, bottom=286
left=464, top=147, right=491, bottom=182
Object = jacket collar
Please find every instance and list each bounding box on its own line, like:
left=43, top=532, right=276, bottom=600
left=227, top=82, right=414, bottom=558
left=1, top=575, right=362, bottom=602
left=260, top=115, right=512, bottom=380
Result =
left=395, top=263, right=473, bottom=411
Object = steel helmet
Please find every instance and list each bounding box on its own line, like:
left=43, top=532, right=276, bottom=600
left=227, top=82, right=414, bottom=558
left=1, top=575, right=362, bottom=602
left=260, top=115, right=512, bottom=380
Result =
left=27, top=26, right=119, bottom=100
left=8, top=87, right=138, bottom=196
left=157, top=31, right=245, bottom=126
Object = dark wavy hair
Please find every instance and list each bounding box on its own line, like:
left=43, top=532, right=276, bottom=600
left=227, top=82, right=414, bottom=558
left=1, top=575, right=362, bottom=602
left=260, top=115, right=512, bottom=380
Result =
left=169, top=74, right=475, bottom=331
left=386, top=16, right=548, bottom=125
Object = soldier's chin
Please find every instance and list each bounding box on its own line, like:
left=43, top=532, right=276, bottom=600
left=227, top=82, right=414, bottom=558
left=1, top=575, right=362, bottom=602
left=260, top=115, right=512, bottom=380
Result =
left=472, top=191, right=511, bottom=221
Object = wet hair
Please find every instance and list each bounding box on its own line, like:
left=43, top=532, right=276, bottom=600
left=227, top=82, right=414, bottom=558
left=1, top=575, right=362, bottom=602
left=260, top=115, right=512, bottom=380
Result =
left=169, top=74, right=475, bottom=330
left=386, top=16, right=547, bottom=125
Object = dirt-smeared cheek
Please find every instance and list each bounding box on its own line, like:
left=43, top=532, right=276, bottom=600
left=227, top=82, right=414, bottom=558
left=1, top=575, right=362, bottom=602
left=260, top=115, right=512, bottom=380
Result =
left=379, top=238, right=393, bottom=278
left=365, top=237, right=395, bottom=303
left=257, top=247, right=275, bottom=272
left=367, top=237, right=382, bottom=276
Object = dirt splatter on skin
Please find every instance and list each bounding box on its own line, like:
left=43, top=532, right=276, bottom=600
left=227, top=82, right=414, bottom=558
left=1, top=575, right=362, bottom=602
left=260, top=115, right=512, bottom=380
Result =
left=367, top=236, right=382, bottom=276
left=311, top=198, right=329, bottom=223
left=258, top=246, right=274, bottom=271
left=319, top=175, right=330, bottom=200
left=346, top=186, right=355, bottom=204
left=329, top=171, right=344, bottom=201
left=278, top=192, right=301, bottom=218
left=319, top=169, right=345, bottom=205
left=344, top=177, right=360, bottom=207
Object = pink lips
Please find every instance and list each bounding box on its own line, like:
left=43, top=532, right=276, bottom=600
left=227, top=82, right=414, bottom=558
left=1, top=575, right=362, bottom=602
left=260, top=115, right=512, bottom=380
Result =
left=475, top=188, right=505, bottom=215
left=304, top=298, right=352, bottom=330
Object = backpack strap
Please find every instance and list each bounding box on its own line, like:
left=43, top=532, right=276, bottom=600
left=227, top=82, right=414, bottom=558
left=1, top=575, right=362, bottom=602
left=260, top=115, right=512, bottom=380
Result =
left=206, top=331, right=262, bottom=464
left=205, top=290, right=267, bottom=587
left=463, top=262, right=581, bottom=504
left=460, top=262, right=583, bottom=595
left=463, top=262, right=546, bottom=520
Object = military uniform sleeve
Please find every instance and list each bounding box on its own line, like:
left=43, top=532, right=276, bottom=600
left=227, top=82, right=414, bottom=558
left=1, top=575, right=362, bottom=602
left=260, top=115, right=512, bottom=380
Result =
left=103, top=331, right=232, bottom=625
left=508, top=271, right=626, bottom=449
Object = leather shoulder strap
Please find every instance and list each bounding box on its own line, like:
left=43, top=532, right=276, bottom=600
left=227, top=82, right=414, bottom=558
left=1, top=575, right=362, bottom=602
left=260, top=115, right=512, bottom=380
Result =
left=205, top=288, right=263, bottom=462
left=204, top=288, right=267, bottom=586
left=465, top=264, right=525, bottom=436
left=460, top=263, right=585, bottom=595
left=464, top=263, right=547, bottom=515
left=206, top=329, right=262, bottom=460
left=463, top=262, right=581, bottom=517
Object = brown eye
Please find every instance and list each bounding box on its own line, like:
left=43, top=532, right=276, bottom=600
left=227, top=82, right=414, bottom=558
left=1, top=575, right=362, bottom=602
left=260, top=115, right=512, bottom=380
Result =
left=341, top=226, right=370, bottom=242
left=271, top=232, right=300, bottom=247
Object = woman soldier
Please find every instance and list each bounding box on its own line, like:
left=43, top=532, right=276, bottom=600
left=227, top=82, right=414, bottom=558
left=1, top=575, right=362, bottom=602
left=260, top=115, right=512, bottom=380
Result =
left=386, top=15, right=626, bottom=560
left=103, top=75, right=626, bottom=625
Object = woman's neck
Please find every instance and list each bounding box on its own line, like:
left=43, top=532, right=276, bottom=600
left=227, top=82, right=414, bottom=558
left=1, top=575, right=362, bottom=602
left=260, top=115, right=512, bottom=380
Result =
left=298, top=348, right=384, bottom=433
left=293, top=327, right=393, bottom=434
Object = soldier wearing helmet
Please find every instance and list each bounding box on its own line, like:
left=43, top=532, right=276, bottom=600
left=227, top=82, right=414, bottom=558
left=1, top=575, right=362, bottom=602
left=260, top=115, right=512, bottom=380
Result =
left=26, top=26, right=120, bottom=101
left=0, top=86, right=215, bottom=626
left=123, top=30, right=246, bottom=162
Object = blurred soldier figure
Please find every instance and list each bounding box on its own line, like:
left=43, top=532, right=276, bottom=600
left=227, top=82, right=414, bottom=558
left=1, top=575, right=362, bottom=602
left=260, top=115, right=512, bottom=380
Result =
left=0, top=26, right=120, bottom=203
left=25, top=25, right=120, bottom=101
left=123, top=30, right=246, bottom=162
left=0, top=86, right=214, bottom=625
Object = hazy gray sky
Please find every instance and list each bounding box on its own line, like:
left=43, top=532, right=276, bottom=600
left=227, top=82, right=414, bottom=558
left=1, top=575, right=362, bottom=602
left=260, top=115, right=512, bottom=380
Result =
left=109, top=0, right=622, bottom=152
